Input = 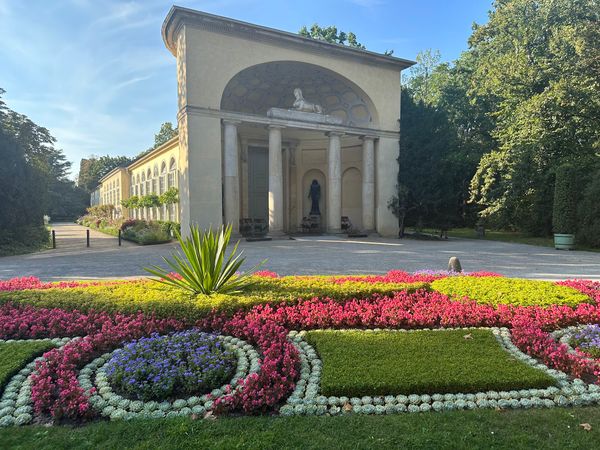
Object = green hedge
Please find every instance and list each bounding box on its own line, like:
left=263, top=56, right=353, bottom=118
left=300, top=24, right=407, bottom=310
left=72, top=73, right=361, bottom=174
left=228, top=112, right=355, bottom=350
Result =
left=305, top=329, right=556, bottom=397
left=552, top=164, right=579, bottom=234
left=0, top=277, right=425, bottom=320
left=431, top=276, right=590, bottom=307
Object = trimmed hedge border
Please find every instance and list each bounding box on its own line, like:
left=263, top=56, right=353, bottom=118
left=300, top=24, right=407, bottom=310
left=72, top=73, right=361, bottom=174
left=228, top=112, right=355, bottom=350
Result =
left=280, top=328, right=600, bottom=416
left=79, top=333, right=261, bottom=421
left=0, top=337, right=71, bottom=427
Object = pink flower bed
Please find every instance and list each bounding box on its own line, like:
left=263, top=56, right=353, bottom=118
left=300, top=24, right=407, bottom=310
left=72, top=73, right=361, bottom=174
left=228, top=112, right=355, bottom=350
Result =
left=330, top=270, right=503, bottom=284
left=556, top=279, right=600, bottom=303
left=0, top=276, right=127, bottom=291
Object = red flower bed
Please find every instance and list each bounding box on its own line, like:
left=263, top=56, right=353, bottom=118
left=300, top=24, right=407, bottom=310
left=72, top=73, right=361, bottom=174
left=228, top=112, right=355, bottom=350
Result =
left=201, top=315, right=299, bottom=413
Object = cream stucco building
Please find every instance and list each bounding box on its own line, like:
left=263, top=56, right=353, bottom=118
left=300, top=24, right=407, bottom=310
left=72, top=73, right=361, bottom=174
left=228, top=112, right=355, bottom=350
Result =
left=93, top=7, right=414, bottom=237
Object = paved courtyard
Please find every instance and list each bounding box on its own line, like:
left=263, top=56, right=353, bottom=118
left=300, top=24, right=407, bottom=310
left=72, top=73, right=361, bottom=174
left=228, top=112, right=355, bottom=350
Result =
left=1, top=222, right=599, bottom=281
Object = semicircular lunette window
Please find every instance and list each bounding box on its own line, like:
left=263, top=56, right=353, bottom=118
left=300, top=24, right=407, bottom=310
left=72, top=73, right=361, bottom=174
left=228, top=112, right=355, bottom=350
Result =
left=221, top=61, right=375, bottom=128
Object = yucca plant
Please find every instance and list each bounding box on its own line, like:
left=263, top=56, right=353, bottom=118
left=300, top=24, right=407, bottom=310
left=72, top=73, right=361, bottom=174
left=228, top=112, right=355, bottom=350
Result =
left=145, top=224, right=264, bottom=295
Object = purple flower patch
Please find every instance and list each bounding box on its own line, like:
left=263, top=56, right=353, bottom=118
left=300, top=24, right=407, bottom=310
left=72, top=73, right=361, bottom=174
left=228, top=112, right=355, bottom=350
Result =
left=105, top=330, right=237, bottom=401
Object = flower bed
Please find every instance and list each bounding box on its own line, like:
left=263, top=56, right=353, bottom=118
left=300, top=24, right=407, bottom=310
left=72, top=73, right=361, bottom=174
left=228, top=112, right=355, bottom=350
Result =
left=105, top=331, right=237, bottom=401
left=431, top=276, right=591, bottom=307
left=1, top=270, right=600, bottom=427
left=0, top=275, right=427, bottom=319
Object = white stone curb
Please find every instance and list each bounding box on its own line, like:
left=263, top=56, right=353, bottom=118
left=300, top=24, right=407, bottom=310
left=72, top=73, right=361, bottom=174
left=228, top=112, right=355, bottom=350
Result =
left=280, top=328, right=600, bottom=416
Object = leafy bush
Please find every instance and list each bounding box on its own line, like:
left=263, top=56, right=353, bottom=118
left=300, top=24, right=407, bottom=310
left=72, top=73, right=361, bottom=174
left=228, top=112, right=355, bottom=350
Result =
left=552, top=164, right=578, bottom=234
left=0, top=277, right=425, bottom=319
left=146, top=225, right=263, bottom=295
left=121, top=220, right=170, bottom=245
left=431, top=276, right=590, bottom=307
left=0, top=225, right=50, bottom=256
left=105, top=331, right=236, bottom=401
left=304, top=329, right=556, bottom=397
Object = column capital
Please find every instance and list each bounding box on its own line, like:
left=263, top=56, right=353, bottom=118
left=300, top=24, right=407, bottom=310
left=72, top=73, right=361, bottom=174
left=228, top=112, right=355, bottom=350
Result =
left=268, top=124, right=285, bottom=130
left=359, top=134, right=378, bottom=142
left=326, top=131, right=345, bottom=137
left=222, top=119, right=242, bottom=126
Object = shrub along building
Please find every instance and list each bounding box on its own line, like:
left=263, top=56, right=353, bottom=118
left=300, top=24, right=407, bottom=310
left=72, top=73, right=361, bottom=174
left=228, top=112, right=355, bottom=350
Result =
left=92, top=6, right=414, bottom=236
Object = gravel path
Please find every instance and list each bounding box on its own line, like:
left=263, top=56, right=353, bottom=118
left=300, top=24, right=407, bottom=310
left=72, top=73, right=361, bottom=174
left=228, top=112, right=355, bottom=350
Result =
left=1, top=223, right=599, bottom=281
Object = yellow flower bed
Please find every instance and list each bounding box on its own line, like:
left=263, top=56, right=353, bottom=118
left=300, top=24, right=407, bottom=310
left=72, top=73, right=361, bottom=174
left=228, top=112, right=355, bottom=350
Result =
left=431, top=276, right=590, bottom=307
left=0, top=276, right=426, bottom=319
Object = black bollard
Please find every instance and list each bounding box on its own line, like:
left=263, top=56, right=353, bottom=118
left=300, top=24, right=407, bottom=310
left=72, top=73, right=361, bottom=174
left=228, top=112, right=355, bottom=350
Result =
left=86, top=229, right=90, bottom=248
left=52, top=230, right=56, bottom=249
left=118, top=229, right=122, bottom=246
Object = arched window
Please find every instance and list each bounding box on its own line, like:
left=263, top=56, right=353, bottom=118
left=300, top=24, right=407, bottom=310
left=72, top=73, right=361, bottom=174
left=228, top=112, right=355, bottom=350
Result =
left=159, top=161, right=167, bottom=194
left=168, top=157, right=177, bottom=188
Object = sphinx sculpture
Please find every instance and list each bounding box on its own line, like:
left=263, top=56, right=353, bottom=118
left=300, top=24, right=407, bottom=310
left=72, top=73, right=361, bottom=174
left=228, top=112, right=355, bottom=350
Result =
left=292, top=88, right=323, bottom=114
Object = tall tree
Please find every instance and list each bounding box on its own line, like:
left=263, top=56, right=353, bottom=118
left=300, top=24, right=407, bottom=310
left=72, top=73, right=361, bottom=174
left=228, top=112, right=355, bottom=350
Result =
left=299, top=24, right=366, bottom=49
left=77, top=155, right=133, bottom=193
left=468, top=0, right=600, bottom=234
left=153, top=121, right=178, bottom=148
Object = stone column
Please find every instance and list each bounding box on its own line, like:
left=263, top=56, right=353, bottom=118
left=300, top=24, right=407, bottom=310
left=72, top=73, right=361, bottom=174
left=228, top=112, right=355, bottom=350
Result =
left=327, top=132, right=343, bottom=233
left=288, top=144, right=298, bottom=232
left=223, top=120, right=240, bottom=234
left=361, top=135, right=376, bottom=232
left=268, top=126, right=284, bottom=235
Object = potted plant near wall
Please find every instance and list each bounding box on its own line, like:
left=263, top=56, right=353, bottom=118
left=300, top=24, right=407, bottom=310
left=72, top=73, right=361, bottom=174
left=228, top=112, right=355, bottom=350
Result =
left=552, top=163, right=577, bottom=250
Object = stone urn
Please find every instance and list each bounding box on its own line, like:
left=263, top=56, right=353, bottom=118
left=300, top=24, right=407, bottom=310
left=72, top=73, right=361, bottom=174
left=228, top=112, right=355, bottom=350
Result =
left=553, top=233, right=575, bottom=250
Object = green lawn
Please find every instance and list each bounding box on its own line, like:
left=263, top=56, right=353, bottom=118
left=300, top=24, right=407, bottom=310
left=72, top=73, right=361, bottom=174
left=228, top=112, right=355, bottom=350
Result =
left=1, top=408, right=599, bottom=449
left=421, top=227, right=600, bottom=252
left=0, top=341, right=55, bottom=390
left=304, top=329, right=556, bottom=397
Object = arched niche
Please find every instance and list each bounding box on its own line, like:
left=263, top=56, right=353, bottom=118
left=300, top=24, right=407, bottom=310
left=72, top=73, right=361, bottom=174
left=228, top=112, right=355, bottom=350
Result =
left=342, top=167, right=362, bottom=229
left=221, top=61, right=379, bottom=128
left=302, top=169, right=326, bottom=227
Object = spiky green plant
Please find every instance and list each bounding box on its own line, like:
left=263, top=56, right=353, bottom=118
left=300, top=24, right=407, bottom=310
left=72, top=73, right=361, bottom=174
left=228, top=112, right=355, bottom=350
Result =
left=145, top=224, right=264, bottom=295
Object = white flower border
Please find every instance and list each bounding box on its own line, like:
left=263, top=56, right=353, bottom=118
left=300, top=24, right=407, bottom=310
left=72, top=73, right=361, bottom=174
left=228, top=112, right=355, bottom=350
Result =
left=79, top=333, right=261, bottom=421
left=280, top=327, right=600, bottom=416
left=0, top=337, right=72, bottom=427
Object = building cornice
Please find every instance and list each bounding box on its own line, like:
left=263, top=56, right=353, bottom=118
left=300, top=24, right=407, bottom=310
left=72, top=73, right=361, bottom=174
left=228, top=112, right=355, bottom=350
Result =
left=179, top=105, right=399, bottom=139
left=162, top=6, right=415, bottom=70
left=98, top=166, right=127, bottom=184
left=126, top=136, right=179, bottom=171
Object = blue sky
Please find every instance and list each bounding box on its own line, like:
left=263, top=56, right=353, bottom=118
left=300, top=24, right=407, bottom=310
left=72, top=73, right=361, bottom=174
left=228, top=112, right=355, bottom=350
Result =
left=0, top=0, right=492, bottom=178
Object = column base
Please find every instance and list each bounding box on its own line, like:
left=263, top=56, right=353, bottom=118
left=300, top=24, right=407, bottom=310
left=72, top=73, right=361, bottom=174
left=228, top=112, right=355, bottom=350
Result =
left=268, top=230, right=288, bottom=239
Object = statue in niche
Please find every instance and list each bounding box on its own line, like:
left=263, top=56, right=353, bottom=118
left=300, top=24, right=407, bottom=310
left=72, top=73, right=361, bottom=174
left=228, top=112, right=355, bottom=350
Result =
left=293, top=88, right=323, bottom=114
left=308, top=179, right=321, bottom=215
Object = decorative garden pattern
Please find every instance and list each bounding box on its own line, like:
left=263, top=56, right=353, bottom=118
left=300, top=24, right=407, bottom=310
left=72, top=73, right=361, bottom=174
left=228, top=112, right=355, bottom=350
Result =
left=0, top=272, right=599, bottom=427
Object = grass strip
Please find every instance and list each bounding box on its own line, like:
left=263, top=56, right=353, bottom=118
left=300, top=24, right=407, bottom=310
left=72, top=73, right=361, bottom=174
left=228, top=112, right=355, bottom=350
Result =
left=0, top=341, right=55, bottom=392
left=1, top=408, right=599, bottom=450
left=305, top=329, right=557, bottom=397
